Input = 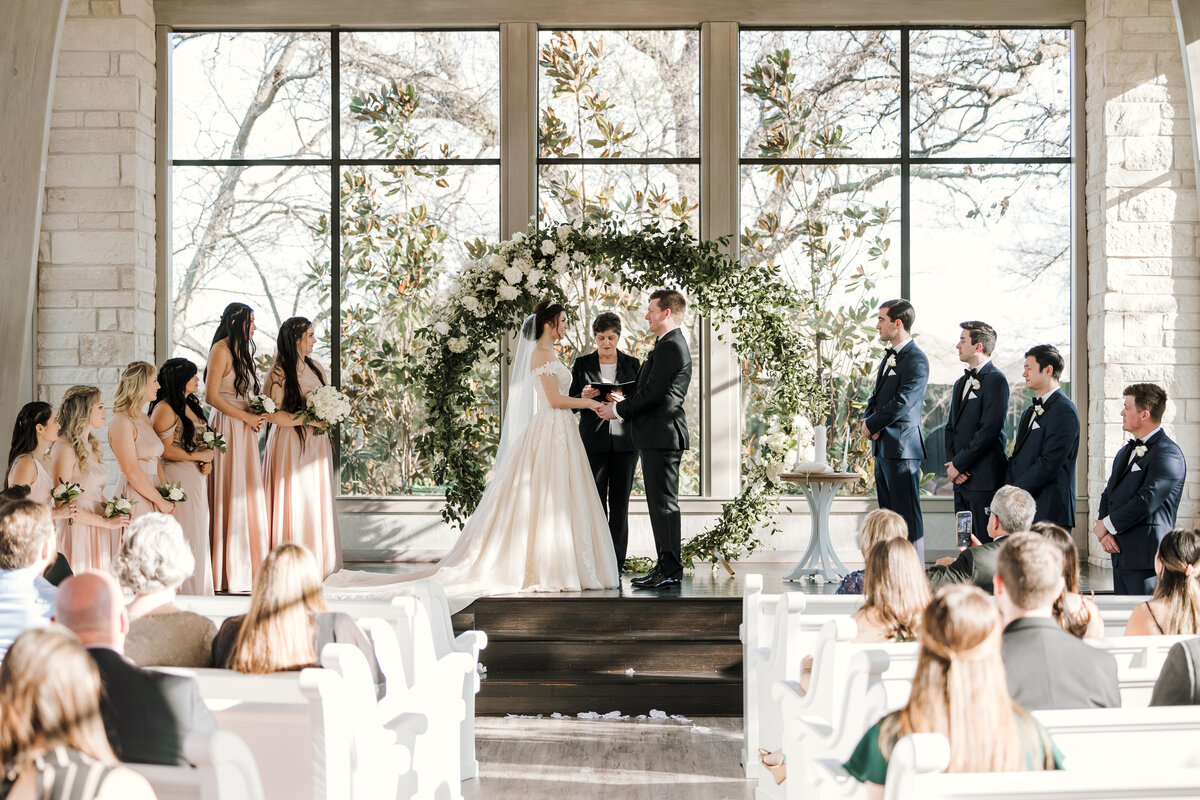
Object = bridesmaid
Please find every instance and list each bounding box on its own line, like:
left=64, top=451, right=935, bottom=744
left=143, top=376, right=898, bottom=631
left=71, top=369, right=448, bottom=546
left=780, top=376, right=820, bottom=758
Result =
left=263, top=317, right=342, bottom=578
left=50, top=386, right=129, bottom=572
left=109, top=362, right=175, bottom=523
left=150, top=358, right=215, bottom=595
left=205, top=302, right=269, bottom=593
left=7, top=401, right=77, bottom=523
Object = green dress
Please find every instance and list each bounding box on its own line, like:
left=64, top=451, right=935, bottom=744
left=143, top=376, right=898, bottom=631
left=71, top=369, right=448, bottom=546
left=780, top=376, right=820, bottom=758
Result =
left=843, top=711, right=1065, bottom=786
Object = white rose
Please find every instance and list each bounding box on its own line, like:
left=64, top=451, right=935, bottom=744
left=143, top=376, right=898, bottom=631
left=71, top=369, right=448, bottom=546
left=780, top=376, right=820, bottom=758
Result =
left=552, top=253, right=570, bottom=274
left=448, top=337, right=469, bottom=354
left=527, top=269, right=544, bottom=288
left=487, top=253, right=506, bottom=272
left=541, top=239, right=557, bottom=256
left=514, top=256, right=534, bottom=275
left=497, top=283, right=520, bottom=301
left=169, top=488, right=184, bottom=501
left=504, top=265, right=523, bottom=285
left=513, top=232, right=525, bottom=243
left=433, top=321, right=450, bottom=336
left=556, top=224, right=572, bottom=241
left=462, top=296, right=481, bottom=314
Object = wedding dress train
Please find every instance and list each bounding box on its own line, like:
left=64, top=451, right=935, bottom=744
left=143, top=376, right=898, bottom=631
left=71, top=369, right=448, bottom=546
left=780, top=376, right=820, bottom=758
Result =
left=325, top=357, right=620, bottom=612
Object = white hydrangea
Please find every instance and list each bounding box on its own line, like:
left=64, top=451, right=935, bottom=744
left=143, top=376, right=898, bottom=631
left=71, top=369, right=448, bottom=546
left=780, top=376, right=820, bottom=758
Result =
left=556, top=224, right=572, bottom=241
left=497, top=282, right=520, bottom=301
left=527, top=268, right=544, bottom=289
left=462, top=296, right=482, bottom=316
left=503, top=265, right=523, bottom=285
left=541, top=239, right=557, bottom=256
left=572, top=250, right=586, bottom=262
left=486, top=253, right=507, bottom=273
left=433, top=320, right=450, bottom=336
left=514, top=256, right=535, bottom=275
left=552, top=253, right=570, bottom=274
left=448, top=337, right=469, bottom=353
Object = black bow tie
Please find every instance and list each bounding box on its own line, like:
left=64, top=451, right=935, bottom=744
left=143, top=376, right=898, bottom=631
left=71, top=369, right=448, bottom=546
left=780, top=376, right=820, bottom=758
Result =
left=964, top=368, right=978, bottom=379
left=884, top=348, right=897, bottom=359
left=1032, top=398, right=1044, bottom=408
left=1129, top=438, right=1146, bottom=448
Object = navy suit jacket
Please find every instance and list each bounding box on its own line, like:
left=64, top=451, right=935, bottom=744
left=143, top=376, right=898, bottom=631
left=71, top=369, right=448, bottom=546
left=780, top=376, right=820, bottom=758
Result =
left=943, top=360, right=1009, bottom=491
left=1006, top=390, right=1079, bottom=527
left=865, top=340, right=929, bottom=460
left=615, top=327, right=691, bottom=452
left=1098, top=428, right=1187, bottom=571
left=568, top=350, right=641, bottom=453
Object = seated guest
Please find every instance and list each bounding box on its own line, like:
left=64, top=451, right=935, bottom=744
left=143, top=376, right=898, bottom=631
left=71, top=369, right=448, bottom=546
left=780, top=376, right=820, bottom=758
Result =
left=1124, top=528, right=1200, bottom=636
left=843, top=585, right=1062, bottom=798
left=927, top=484, right=1035, bottom=593
left=1030, top=521, right=1103, bottom=638
left=836, top=509, right=908, bottom=595
left=0, top=627, right=155, bottom=800
left=1150, top=637, right=1200, bottom=705
left=0, top=485, right=72, bottom=586
left=114, top=513, right=217, bottom=667
left=213, top=543, right=385, bottom=699
left=0, top=500, right=59, bottom=659
left=55, top=571, right=216, bottom=766
left=996, top=533, right=1119, bottom=709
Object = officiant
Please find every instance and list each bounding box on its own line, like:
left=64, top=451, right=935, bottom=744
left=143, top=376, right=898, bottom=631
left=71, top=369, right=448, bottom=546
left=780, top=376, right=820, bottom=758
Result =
left=570, top=312, right=642, bottom=572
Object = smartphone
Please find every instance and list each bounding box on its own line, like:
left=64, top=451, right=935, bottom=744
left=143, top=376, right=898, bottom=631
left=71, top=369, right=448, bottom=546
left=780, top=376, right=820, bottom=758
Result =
left=955, top=511, right=973, bottom=549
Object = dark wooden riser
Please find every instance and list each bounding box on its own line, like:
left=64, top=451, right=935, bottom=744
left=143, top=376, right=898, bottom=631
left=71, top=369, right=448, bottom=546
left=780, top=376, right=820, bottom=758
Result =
left=452, top=596, right=743, bottom=716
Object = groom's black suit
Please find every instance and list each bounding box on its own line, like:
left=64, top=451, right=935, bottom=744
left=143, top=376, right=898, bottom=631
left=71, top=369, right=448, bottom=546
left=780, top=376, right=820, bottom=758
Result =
left=615, top=327, right=692, bottom=580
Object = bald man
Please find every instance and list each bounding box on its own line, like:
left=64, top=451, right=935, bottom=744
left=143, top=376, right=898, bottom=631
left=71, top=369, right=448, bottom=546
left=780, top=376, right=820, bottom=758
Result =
left=55, top=571, right=215, bottom=766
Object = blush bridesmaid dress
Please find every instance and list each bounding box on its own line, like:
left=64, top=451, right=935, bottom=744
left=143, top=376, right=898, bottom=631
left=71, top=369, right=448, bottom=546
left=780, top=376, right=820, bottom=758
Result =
left=159, top=410, right=215, bottom=595
left=114, top=414, right=164, bottom=522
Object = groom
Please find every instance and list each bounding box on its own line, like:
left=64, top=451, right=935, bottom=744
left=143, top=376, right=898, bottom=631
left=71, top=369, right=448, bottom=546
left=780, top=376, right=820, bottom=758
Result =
left=597, top=289, right=692, bottom=590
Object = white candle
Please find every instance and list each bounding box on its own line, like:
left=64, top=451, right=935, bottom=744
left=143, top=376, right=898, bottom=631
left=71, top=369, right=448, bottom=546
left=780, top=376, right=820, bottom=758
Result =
left=814, top=425, right=827, bottom=466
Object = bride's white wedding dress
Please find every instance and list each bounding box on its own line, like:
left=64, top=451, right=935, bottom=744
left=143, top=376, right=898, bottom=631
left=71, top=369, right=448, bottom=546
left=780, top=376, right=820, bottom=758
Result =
left=325, top=352, right=620, bottom=611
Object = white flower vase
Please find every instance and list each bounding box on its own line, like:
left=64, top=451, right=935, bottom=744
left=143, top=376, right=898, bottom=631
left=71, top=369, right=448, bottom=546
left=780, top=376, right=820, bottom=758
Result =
left=792, top=423, right=832, bottom=473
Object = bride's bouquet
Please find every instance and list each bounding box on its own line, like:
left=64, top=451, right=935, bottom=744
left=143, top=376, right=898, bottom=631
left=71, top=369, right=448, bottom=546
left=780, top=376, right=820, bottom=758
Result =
left=196, top=429, right=227, bottom=453
left=157, top=482, right=187, bottom=504
left=103, top=494, right=136, bottom=520
left=248, top=395, right=277, bottom=415
left=300, top=385, right=352, bottom=435
left=51, top=479, right=83, bottom=525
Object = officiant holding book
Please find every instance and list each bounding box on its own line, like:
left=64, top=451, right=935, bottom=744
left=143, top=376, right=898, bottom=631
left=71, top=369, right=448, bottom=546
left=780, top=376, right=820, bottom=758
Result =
left=570, top=312, right=642, bottom=571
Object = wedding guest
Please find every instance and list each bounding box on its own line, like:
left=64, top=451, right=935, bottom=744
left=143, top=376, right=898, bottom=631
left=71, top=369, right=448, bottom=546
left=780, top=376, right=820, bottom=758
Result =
left=927, top=485, right=1035, bottom=594
left=0, top=627, right=156, bottom=800
left=7, top=401, right=76, bottom=523
left=150, top=357, right=215, bottom=595
left=1124, top=528, right=1200, bottom=636
left=843, top=585, right=1062, bottom=797
left=1150, top=637, right=1200, bottom=705
left=205, top=302, right=269, bottom=593
left=262, top=317, right=342, bottom=578
left=0, top=486, right=72, bottom=587
left=996, top=533, right=1119, bottom=710
left=836, top=508, right=907, bottom=595
left=50, top=386, right=128, bottom=573
left=109, top=362, right=174, bottom=523
left=0, top=500, right=58, bottom=660
left=56, top=571, right=217, bottom=767
left=1030, top=521, right=1104, bottom=638
left=943, top=321, right=1009, bottom=543
left=1006, top=344, right=1079, bottom=529
left=114, top=514, right=217, bottom=668
left=861, top=300, right=929, bottom=562
left=569, top=311, right=641, bottom=572
left=1094, top=383, right=1186, bottom=595
left=213, top=543, right=384, bottom=699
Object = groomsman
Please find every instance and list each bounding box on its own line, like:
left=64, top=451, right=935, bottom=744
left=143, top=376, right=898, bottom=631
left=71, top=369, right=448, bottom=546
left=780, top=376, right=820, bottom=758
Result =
left=944, top=321, right=1010, bottom=543
left=861, top=299, right=929, bottom=562
left=1006, top=345, right=1079, bottom=529
left=1095, top=384, right=1187, bottom=595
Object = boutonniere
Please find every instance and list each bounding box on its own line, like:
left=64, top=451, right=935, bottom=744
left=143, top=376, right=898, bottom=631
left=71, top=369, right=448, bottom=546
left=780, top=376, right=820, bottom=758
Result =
left=1133, top=444, right=1148, bottom=459
left=886, top=355, right=897, bottom=369
left=969, top=378, right=981, bottom=391
left=1033, top=405, right=1045, bottom=416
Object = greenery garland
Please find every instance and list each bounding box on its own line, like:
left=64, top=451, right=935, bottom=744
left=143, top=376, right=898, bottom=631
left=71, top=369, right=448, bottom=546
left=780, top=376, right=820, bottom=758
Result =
left=416, top=219, right=819, bottom=565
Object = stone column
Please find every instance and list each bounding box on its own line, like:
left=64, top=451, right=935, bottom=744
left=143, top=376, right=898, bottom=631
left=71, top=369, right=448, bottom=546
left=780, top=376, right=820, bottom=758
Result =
left=38, top=0, right=156, bottom=404
left=1086, top=0, right=1200, bottom=564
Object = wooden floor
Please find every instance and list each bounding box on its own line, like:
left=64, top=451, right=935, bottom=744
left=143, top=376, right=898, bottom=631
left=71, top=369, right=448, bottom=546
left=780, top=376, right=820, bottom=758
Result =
left=462, top=715, right=753, bottom=800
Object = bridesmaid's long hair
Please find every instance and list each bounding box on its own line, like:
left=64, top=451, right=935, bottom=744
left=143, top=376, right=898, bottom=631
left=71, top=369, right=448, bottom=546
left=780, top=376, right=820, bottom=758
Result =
left=57, top=386, right=104, bottom=470
left=112, top=361, right=155, bottom=418
left=227, top=543, right=327, bottom=674
left=7, top=402, right=53, bottom=479
left=151, top=358, right=209, bottom=454
left=273, top=317, right=325, bottom=449
left=208, top=302, right=260, bottom=398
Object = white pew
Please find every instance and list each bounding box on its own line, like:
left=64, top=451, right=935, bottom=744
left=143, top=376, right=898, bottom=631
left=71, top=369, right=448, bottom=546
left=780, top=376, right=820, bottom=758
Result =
left=1035, top=705, right=1200, bottom=771
left=1087, top=634, right=1192, bottom=670
left=128, top=730, right=265, bottom=800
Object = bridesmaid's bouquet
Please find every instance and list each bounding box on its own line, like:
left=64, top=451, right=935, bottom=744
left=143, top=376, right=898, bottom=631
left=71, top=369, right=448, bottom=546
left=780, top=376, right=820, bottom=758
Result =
left=300, top=385, right=352, bottom=435
left=102, top=494, right=136, bottom=519
left=51, top=479, right=83, bottom=526
left=248, top=394, right=277, bottom=415
left=196, top=429, right=227, bottom=453
left=158, top=482, right=187, bottom=503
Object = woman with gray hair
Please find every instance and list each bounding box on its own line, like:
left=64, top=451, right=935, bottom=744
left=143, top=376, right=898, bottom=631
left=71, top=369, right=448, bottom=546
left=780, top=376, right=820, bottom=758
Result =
left=114, top=512, right=217, bottom=667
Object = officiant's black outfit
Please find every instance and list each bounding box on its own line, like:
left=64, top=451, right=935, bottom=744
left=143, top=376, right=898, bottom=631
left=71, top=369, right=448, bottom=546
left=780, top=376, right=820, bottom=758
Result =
left=615, top=327, right=692, bottom=583
left=570, top=349, right=641, bottom=570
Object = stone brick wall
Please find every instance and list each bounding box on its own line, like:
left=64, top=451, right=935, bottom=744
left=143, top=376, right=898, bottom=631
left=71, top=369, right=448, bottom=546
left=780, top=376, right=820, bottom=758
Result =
left=1086, top=0, right=1200, bottom=563
left=37, top=0, right=155, bottom=408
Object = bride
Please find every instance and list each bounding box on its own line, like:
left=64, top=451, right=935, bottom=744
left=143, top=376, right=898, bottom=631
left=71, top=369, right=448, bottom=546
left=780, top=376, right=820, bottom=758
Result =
left=325, top=301, right=621, bottom=607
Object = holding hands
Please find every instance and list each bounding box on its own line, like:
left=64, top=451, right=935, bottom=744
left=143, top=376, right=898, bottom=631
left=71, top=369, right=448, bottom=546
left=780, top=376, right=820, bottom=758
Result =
left=1093, top=519, right=1121, bottom=553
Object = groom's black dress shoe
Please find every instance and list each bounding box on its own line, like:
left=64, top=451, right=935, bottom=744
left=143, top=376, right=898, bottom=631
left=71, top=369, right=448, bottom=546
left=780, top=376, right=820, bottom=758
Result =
left=635, top=573, right=681, bottom=589
left=631, top=568, right=662, bottom=587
